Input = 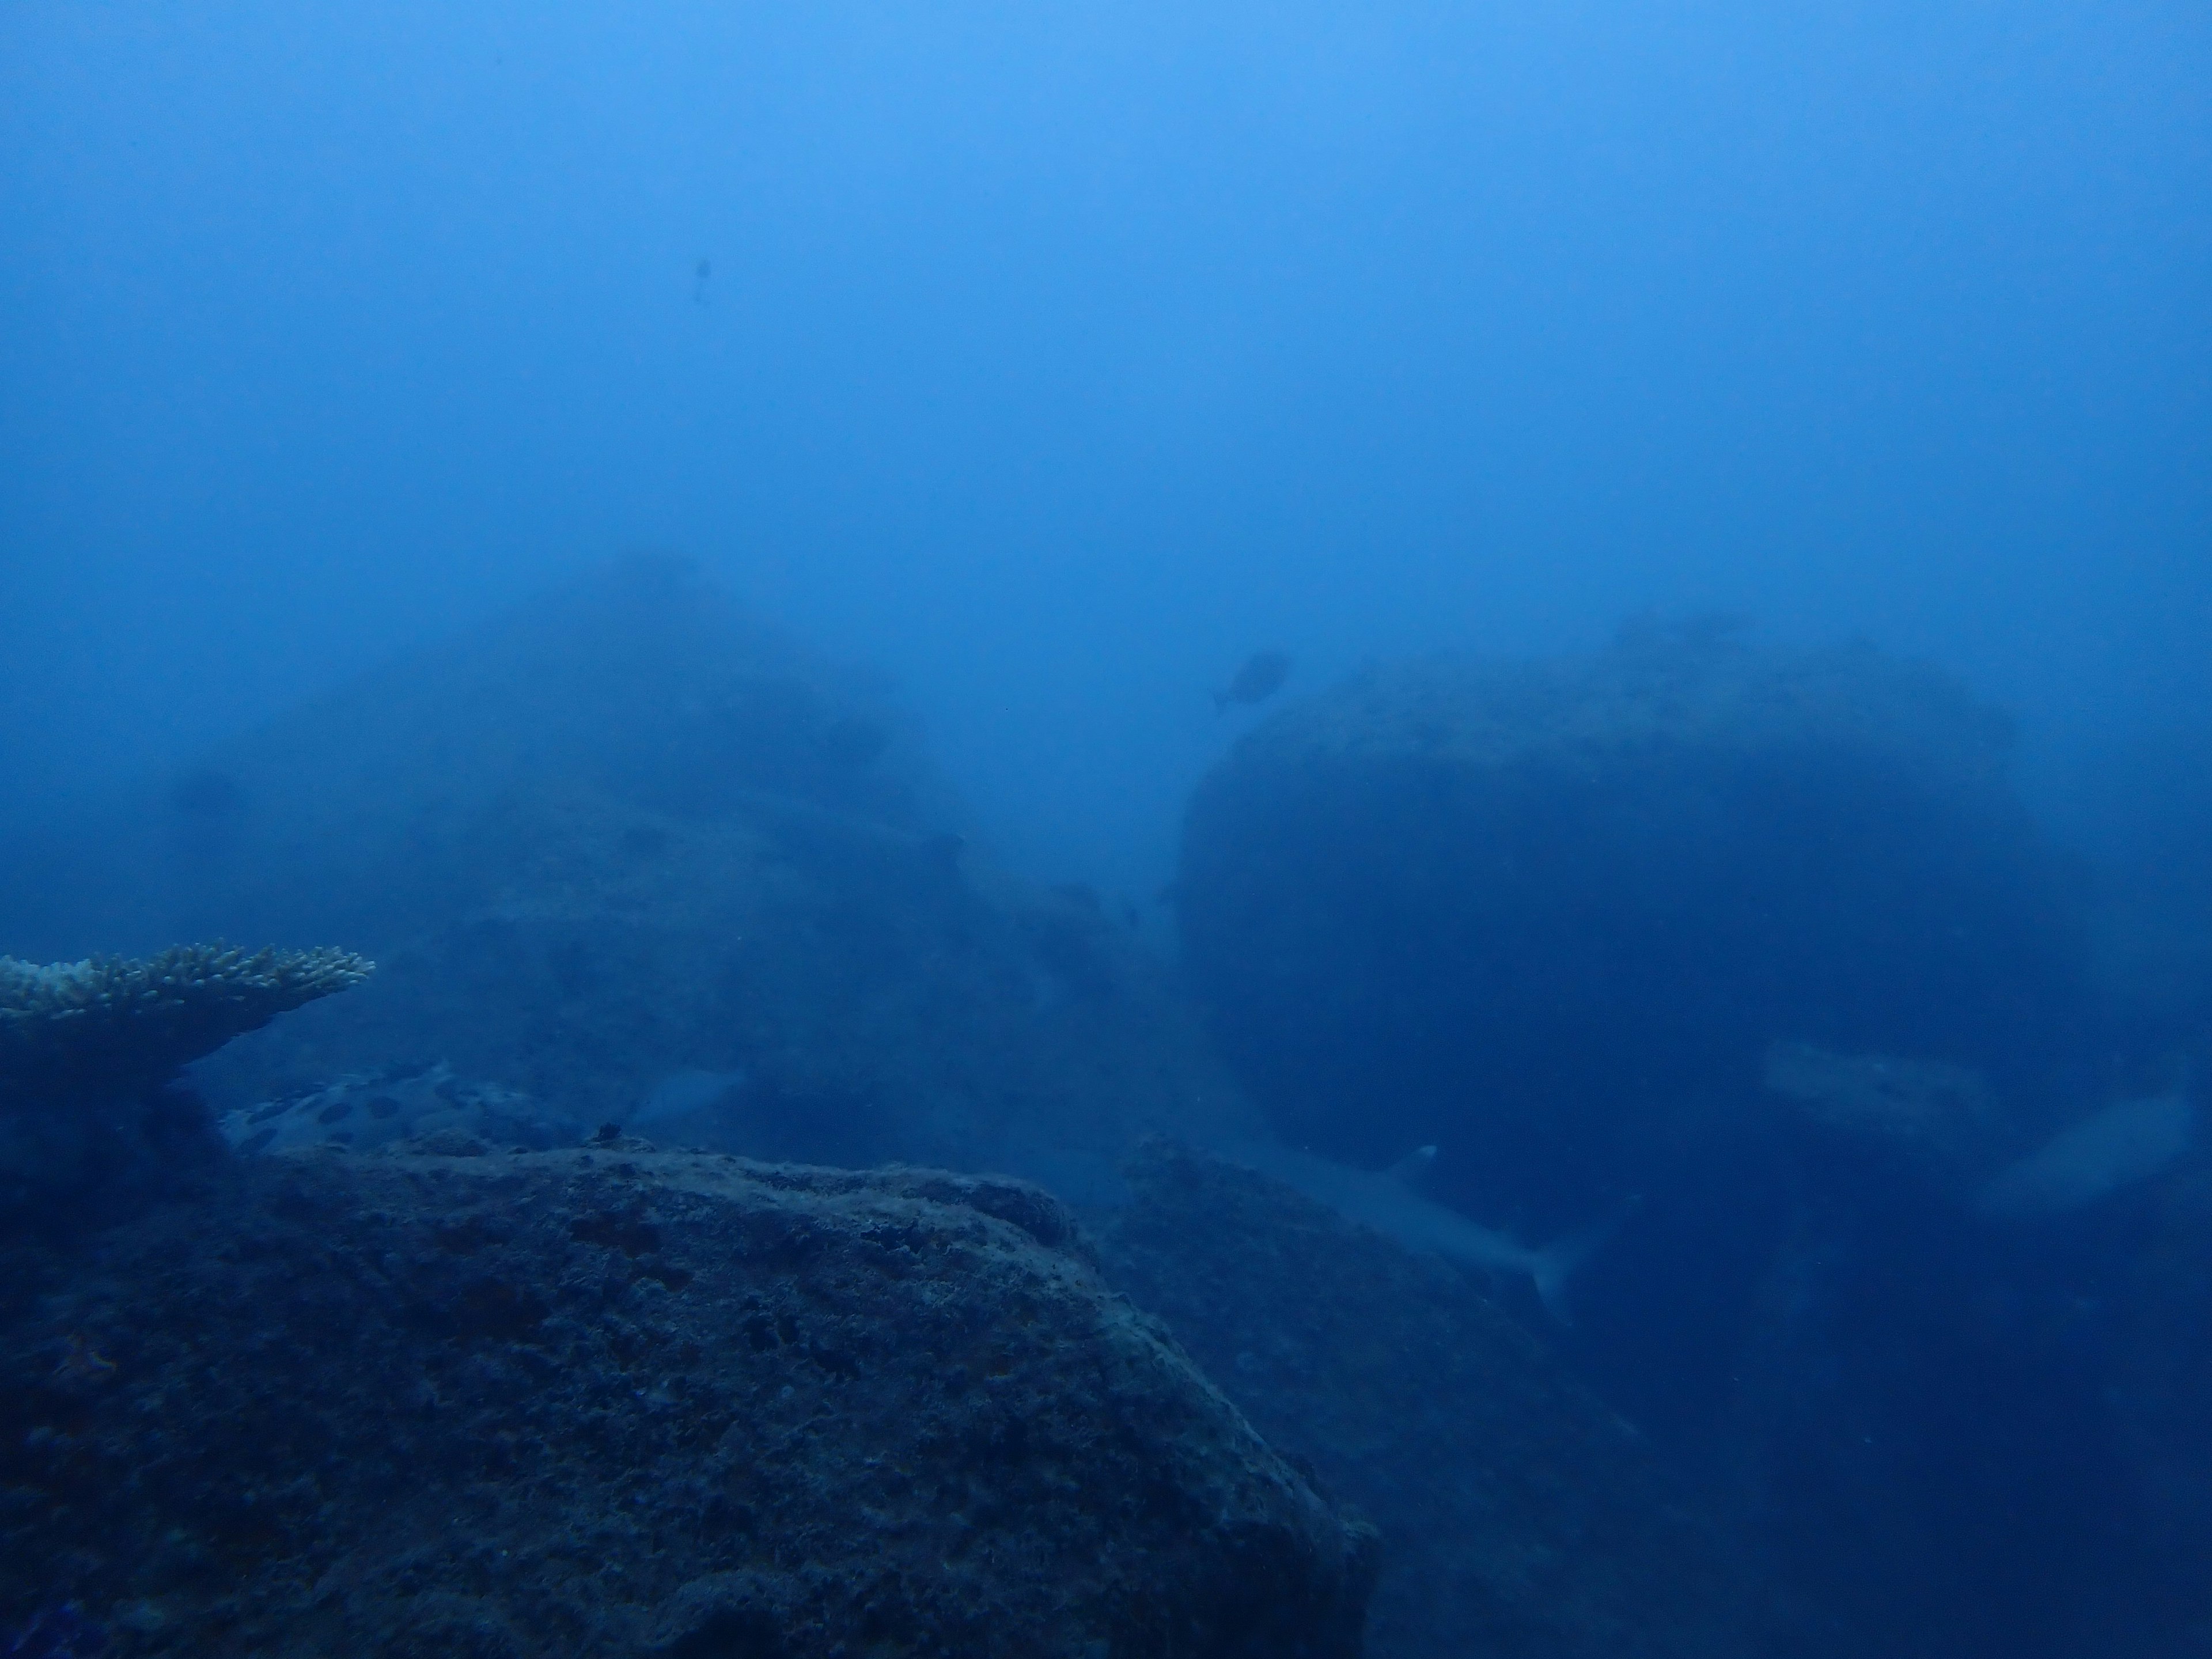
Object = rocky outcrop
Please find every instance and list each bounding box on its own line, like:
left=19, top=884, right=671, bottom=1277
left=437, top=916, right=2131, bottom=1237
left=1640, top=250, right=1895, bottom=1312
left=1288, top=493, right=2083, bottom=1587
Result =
left=1172, top=624, right=2093, bottom=1429
left=6, top=556, right=1259, bottom=1195
left=1166, top=626, right=2135, bottom=1652
left=0, top=1143, right=1375, bottom=1657
left=2097, top=1164, right=2212, bottom=1649
left=1176, top=625, right=2089, bottom=1208
left=1101, top=1141, right=1754, bottom=1659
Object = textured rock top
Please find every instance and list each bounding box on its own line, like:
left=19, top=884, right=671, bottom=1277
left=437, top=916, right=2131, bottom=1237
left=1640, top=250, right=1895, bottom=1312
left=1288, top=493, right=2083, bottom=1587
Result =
left=0, top=1145, right=1373, bottom=1657
left=1224, top=626, right=2014, bottom=781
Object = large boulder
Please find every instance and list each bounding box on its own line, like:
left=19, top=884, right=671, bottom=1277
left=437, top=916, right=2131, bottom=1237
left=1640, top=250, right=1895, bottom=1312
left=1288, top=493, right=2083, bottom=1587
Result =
left=1175, top=624, right=2090, bottom=1225
left=2099, top=1164, right=2212, bottom=1649
left=1172, top=624, right=2096, bottom=1420
left=0, top=1143, right=1376, bottom=1657
left=0, top=556, right=1257, bottom=1194
left=1171, top=626, right=2143, bottom=1655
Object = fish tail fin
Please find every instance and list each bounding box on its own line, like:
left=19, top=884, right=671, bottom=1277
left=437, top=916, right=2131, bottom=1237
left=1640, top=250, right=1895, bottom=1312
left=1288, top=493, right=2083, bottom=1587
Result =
left=1529, top=1198, right=1642, bottom=1325
left=1382, top=1144, right=1439, bottom=1187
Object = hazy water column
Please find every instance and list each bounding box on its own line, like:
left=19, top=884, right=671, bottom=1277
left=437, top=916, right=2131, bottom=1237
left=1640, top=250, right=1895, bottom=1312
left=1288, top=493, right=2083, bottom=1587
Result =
left=0, top=0, right=2203, bottom=889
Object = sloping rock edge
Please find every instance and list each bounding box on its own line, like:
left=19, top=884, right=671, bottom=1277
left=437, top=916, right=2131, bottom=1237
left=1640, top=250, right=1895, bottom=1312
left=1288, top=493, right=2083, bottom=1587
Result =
left=1, top=1145, right=1376, bottom=1658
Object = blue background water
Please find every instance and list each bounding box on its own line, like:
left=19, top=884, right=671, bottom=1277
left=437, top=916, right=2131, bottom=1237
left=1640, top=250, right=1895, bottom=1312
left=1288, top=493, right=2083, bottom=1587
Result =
left=3, top=0, right=2206, bottom=899
left=3, top=12, right=2210, bottom=1654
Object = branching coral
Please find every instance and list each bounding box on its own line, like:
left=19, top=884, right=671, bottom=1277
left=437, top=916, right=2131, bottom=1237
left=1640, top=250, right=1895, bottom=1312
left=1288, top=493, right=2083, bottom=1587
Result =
left=1, top=944, right=373, bottom=1105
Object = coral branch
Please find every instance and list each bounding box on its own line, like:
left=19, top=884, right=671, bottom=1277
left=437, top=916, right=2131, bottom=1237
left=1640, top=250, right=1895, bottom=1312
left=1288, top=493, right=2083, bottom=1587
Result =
left=1, top=944, right=373, bottom=1105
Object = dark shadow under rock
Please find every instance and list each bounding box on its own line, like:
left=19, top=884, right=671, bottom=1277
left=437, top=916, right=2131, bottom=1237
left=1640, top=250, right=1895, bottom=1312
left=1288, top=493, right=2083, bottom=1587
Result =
left=1099, top=1141, right=1757, bottom=1659
left=0, top=1145, right=1374, bottom=1658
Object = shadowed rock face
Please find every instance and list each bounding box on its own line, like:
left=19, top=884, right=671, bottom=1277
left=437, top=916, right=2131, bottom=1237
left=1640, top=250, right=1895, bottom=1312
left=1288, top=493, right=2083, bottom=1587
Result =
left=1172, top=631, right=2093, bottom=1424
left=1102, top=1141, right=1755, bottom=1659
left=1176, top=632, right=2090, bottom=1223
left=0, top=1145, right=1376, bottom=1658
left=1168, top=632, right=2170, bottom=1658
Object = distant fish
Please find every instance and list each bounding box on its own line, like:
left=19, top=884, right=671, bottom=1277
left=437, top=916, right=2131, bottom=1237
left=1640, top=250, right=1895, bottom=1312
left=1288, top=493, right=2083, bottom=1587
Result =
left=1974, top=1089, right=2194, bottom=1219
left=1214, top=649, right=1292, bottom=714
left=1220, top=1139, right=1627, bottom=1323
left=632, top=1067, right=746, bottom=1127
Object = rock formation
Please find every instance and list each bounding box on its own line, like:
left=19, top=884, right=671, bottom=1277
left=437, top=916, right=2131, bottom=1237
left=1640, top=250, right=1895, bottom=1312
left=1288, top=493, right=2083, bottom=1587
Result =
left=1, top=556, right=1259, bottom=1196
left=1175, top=622, right=2089, bottom=1217
left=0, top=1142, right=1375, bottom=1657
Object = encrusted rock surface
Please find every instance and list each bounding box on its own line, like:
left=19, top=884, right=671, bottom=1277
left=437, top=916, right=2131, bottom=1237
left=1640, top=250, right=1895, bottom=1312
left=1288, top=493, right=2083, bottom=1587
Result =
left=0, top=1143, right=1374, bottom=1657
left=1101, top=1141, right=1754, bottom=1659
left=1170, top=627, right=2096, bottom=1495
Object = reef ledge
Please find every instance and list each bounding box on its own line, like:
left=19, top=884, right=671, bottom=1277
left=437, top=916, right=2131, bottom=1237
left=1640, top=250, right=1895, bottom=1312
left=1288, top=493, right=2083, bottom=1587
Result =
left=0, top=1144, right=1374, bottom=1658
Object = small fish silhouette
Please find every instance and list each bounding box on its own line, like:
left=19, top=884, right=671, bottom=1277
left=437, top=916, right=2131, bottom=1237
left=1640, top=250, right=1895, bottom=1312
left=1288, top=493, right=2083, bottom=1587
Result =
left=50, top=1332, right=118, bottom=1392
left=1214, top=649, right=1291, bottom=713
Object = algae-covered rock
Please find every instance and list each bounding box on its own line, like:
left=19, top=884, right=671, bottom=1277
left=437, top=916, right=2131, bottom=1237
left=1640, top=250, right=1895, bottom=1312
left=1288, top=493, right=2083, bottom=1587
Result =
left=0, top=1145, right=1375, bottom=1657
left=1102, top=1140, right=1755, bottom=1659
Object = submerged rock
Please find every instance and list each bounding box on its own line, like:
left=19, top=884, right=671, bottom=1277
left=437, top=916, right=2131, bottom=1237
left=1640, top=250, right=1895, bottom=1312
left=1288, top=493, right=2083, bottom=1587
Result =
left=2107, top=1165, right=2212, bottom=1646
left=0, top=1145, right=1374, bottom=1657
left=1176, top=624, right=2089, bottom=1213
left=1760, top=1040, right=2001, bottom=1179
left=216, top=1063, right=584, bottom=1158
left=8, top=556, right=1259, bottom=1195
left=1173, top=625, right=2096, bottom=1452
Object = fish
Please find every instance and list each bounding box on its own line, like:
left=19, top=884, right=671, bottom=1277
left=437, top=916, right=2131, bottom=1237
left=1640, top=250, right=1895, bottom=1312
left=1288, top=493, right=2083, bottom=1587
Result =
left=1214, top=649, right=1292, bottom=713
left=1974, top=1089, right=2194, bottom=1219
left=631, top=1067, right=747, bottom=1127
left=1218, top=1139, right=1626, bottom=1323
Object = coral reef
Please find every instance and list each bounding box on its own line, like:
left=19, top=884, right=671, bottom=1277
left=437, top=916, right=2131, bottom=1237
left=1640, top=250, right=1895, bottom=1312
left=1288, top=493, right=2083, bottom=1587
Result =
left=0, top=1141, right=1375, bottom=1656
left=0, top=945, right=370, bottom=1236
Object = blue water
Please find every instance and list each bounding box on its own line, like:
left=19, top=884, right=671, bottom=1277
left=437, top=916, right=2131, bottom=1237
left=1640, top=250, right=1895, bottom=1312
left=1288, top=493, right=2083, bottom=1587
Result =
left=2, top=5, right=2207, bottom=1656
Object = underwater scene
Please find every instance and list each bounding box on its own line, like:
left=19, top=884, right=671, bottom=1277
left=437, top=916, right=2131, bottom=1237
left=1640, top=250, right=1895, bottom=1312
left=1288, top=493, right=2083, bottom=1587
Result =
left=2, top=5, right=2207, bottom=1657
